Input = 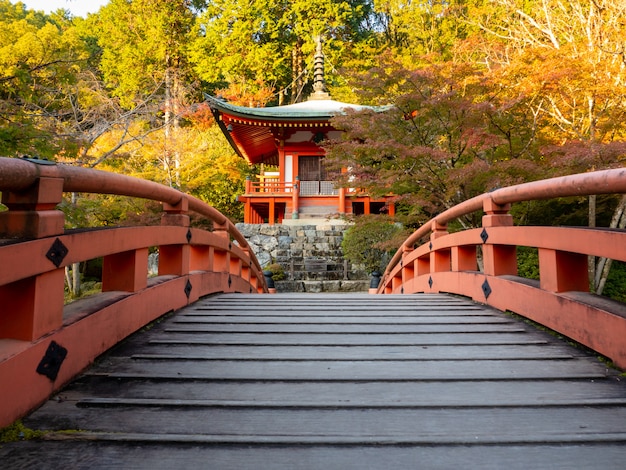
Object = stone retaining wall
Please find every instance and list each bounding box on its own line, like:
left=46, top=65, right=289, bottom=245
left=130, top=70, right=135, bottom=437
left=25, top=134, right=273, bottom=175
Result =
left=235, top=222, right=369, bottom=293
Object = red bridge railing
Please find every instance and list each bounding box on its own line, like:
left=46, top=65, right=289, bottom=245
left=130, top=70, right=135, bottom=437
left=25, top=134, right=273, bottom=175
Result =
left=378, top=168, right=626, bottom=369
left=0, top=156, right=267, bottom=427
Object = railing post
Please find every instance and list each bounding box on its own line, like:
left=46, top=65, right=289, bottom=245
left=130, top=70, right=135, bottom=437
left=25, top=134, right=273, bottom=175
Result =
left=0, top=173, right=65, bottom=340
left=538, top=249, right=589, bottom=293
left=430, top=221, right=450, bottom=273
left=481, top=198, right=517, bottom=276
left=240, top=247, right=251, bottom=282
left=158, top=197, right=190, bottom=276
left=338, top=187, right=346, bottom=215
left=0, top=176, right=65, bottom=239
left=212, top=220, right=231, bottom=273
left=102, top=249, right=149, bottom=292
left=269, top=198, right=276, bottom=225
left=402, top=244, right=415, bottom=286
left=161, top=197, right=190, bottom=228
left=451, top=246, right=478, bottom=272
left=292, top=177, right=300, bottom=219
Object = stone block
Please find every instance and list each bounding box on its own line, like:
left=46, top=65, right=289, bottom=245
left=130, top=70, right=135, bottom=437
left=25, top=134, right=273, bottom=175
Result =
left=259, top=225, right=281, bottom=236
left=278, top=236, right=293, bottom=248
left=256, top=251, right=272, bottom=267
left=303, top=281, right=323, bottom=293
left=322, top=280, right=342, bottom=292
left=340, top=280, right=369, bottom=292
left=250, top=234, right=278, bottom=251
left=275, top=280, right=304, bottom=293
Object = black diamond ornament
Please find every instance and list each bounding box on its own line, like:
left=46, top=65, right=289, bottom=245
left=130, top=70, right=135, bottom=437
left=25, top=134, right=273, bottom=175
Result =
left=36, top=341, right=67, bottom=381
left=186, top=229, right=192, bottom=243
left=46, top=238, right=68, bottom=268
left=228, top=275, right=232, bottom=287
left=429, top=242, right=433, bottom=250
left=480, top=228, right=489, bottom=243
left=184, top=279, right=192, bottom=299
left=428, top=276, right=433, bottom=288
left=482, top=279, right=492, bottom=299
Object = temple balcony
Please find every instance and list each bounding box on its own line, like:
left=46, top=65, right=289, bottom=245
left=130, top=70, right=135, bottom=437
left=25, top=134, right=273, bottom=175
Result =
left=239, top=178, right=394, bottom=224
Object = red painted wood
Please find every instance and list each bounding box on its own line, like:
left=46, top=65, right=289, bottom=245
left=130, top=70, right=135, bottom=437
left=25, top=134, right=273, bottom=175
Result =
left=0, top=157, right=267, bottom=428
left=379, top=168, right=626, bottom=369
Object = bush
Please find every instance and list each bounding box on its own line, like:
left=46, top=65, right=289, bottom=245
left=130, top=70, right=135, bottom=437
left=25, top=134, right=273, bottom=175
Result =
left=265, top=263, right=285, bottom=281
left=517, top=247, right=539, bottom=280
left=342, top=215, right=408, bottom=274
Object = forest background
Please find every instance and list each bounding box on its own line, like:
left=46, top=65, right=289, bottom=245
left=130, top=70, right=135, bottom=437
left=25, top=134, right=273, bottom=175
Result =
left=1, top=0, right=625, bottom=295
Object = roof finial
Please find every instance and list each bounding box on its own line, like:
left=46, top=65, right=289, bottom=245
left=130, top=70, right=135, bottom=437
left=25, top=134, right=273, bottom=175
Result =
left=309, top=35, right=330, bottom=100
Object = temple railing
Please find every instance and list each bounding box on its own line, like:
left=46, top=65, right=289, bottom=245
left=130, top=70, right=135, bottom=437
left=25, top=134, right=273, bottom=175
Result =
left=245, top=179, right=355, bottom=196
left=0, top=156, right=267, bottom=427
left=377, top=168, right=626, bottom=369
left=247, top=180, right=296, bottom=194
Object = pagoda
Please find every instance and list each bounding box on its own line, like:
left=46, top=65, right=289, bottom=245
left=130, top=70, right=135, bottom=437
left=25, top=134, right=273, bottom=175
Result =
left=207, top=38, right=394, bottom=224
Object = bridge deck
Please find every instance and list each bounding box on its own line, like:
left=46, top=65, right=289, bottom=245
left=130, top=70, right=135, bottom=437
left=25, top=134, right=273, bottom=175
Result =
left=2, top=293, right=626, bottom=468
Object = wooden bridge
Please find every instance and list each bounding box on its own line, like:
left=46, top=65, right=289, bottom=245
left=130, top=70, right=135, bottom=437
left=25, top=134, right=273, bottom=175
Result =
left=1, top=157, right=626, bottom=468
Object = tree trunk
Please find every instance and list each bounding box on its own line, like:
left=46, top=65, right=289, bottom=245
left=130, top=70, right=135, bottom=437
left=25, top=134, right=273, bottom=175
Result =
left=291, top=39, right=304, bottom=104
left=595, top=194, right=626, bottom=295
left=588, top=194, right=596, bottom=289
left=72, top=262, right=81, bottom=296
left=64, top=266, right=72, bottom=295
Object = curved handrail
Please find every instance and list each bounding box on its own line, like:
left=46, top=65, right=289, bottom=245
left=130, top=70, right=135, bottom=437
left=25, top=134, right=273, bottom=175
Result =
left=0, top=157, right=259, bottom=247
left=384, top=168, right=626, bottom=277
left=377, top=167, right=626, bottom=370
left=0, top=156, right=268, bottom=427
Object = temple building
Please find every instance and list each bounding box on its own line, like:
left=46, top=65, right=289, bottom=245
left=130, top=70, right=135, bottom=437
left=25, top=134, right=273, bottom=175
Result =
left=207, top=39, right=394, bottom=224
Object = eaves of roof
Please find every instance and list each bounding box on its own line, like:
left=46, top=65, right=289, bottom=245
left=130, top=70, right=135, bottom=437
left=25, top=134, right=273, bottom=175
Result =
left=205, top=94, right=388, bottom=121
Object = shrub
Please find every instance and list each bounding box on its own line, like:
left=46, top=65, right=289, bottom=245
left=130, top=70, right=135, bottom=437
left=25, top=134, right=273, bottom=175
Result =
left=265, top=262, right=286, bottom=281
left=341, top=215, right=408, bottom=274
left=517, top=247, right=539, bottom=280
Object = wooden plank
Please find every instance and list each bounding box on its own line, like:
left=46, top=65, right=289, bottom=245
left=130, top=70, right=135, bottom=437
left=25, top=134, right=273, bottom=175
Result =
left=124, top=344, right=577, bottom=360
left=23, top=402, right=626, bottom=440
left=87, top=358, right=607, bottom=381
left=187, top=308, right=486, bottom=314
left=56, top=378, right=626, bottom=407
left=173, top=315, right=514, bottom=324
left=189, top=305, right=485, bottom=313
left=162, top=323, right=526, bottom=333
left=147, top=332, right=549, bottom=346
left=2, top=441, right=626, bottom=470
left=35, top=429, right=626, bottom=445
left=73, top=396, right=626, bottom=409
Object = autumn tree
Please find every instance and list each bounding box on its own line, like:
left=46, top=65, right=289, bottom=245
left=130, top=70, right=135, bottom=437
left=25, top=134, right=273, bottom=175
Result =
left=325, top=54, right=543, bottom=226
left=94, top=0, right=202, bottom=185
left=0, top=1, right=92, bottom=158
left=468, top=0, right=626, bottom=291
